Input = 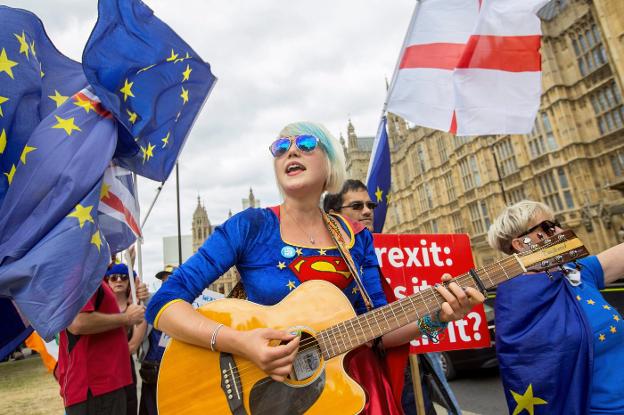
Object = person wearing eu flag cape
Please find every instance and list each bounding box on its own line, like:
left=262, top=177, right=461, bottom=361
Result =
left=146, top=121, right=485, bottom=414
left=488, top=200, right=624, bottom=415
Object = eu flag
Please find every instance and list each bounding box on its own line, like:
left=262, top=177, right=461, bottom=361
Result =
left=83, top=0, right=217, bottom=182
left=366, top=116, right=391, bottom=233
left=495, top=268, right=591, bottom=414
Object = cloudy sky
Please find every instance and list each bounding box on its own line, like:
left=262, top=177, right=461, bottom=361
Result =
left=4, top=0, right=414, bottom=290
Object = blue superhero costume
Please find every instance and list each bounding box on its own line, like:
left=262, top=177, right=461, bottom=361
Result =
left=146, top=206, right=409, bottom=414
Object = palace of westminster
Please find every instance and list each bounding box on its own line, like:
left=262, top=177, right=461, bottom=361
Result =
left=194, top=0, right=624, bottom=293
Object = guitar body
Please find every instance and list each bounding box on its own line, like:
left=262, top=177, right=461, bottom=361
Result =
left=157, top=280, right=366, bottom=415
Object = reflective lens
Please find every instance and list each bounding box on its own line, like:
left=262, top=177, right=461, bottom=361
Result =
left=269, top=135, right=319, bottom=157
left=341, top=201, right=378, bottom=211
left=107, top=274, right=129, bottom=282
left=519, top=219, right=562, bottom=238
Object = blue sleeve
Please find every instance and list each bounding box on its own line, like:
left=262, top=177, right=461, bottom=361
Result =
left=354, top=230, right=387, bottom=314
left=579, top=256, right=605, bottom=290
left=145, top=209, right=260, bottom=324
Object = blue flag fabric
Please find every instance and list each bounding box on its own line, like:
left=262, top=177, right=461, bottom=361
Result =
left=0, top=6, right=88, bottom=205
left=83, top=0, right=217, bottom=182
left=495, top=266, right=592, bottom=415
left=0, top=298, right=33, bottom=360
left=0, top=88, right=116, bottom=340
left=366, top=116, right=391, bottom=233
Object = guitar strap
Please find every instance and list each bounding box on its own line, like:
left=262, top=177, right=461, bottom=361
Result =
left=322, top=213, right=374, bottom=312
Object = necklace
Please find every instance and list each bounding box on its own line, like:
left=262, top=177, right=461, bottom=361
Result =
left=283, top=206, right=318, bottom=245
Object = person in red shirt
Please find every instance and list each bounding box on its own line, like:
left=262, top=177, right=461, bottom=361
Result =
left=56, top=269, right=149, bottom=415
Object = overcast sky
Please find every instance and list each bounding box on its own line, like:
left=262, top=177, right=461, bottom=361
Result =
left=4, top=0, right=414, bottom=290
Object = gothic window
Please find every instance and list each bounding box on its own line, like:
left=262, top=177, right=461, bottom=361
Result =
left=537, top=168, right=574, bottom=212
left=452, top=212, right=465, bottom=233
left=417, top=143, right=428, bottom=173
left=570, top=22, right=608, bottom=76
left=459, top=155, right=481, bottom=191
left=437, top=136, right=448, bottom=163
left=611, top=151, right=624, bottom=177
left=541, top=112, right=558, bottom=151
left=508, top=186, right=526, bottom=205
left=443, top=172, right=456, bottom=203
left=468, top=200, right=490, bottom=235
left=527, top=118, right=549, bottom=158
left=494, top=138, right=519, bottom=177
left=590, top=81, right=624, bottom=135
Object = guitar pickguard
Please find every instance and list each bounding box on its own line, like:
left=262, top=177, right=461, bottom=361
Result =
left=248, top=372, right=326, bottom=415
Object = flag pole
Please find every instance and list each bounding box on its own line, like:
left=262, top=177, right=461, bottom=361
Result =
left=176, top=162, right=182, bottom=266
left=125, top=250, right=138, bottom=305
left=140, top=181, right=165, bottom=229
left=132, top=173, right=144, bottom=281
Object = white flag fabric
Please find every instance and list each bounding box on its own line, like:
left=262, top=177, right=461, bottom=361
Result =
left=387, top=0, right=550, bottom=136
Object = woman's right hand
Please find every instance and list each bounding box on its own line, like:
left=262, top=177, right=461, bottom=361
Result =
left=237, top=328, right=300, bottom=382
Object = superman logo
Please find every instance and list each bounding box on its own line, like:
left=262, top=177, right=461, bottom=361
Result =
left=288, top=255, right=353, bottom=290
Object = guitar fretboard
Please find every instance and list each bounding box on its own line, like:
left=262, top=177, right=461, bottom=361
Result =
left=316, top=255, right=525, bottom=360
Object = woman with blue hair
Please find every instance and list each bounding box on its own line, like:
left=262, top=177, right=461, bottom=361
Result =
left=146, top=121, right=483, bottom=414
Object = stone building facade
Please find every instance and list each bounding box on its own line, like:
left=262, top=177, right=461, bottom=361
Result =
left=191, top=189, right=261, bottom=294
left=345, top=0, right=624, bottom=267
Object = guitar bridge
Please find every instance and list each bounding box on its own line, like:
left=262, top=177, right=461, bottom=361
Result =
left=219, top=352, right=247, bottom=414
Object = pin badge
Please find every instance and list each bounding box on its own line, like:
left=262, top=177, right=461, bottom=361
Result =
left=281, top=245, right=296, bottom=259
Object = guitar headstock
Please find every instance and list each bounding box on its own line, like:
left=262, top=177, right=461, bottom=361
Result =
left=516, top=230, right=589, bottom=273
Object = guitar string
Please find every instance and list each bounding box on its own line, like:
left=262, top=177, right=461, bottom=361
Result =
left=207, top=239, right=570, bottom=383
left=221, top=255, right=521, bottom=380
left=227, top=254, right=523, bottom=379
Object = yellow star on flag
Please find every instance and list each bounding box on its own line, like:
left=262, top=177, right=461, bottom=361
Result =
left=73, top=95, right=95, bottom=113
left=0, top=95, right=8, bottom=117
left=295, top=247, right=303, bottom=256
left=4, top=164, right=16, bottom=185
left=180, top=87, right=189, bottom=104
left=610, top=326, right=617, bottom=334
left=576, top=295, right=581, bottom=301
left=318, top=249, right=327, bottom=255
left=587, top=299, right=595, bottom=305
left=614, top=315, right=621, bottom=322
left=127, top=109, right=138, bottom=124
left=375, top=186, right=383, bottom=203
left=30, top=40, right=36, bottom=57
left=91, top=230, right=102, bottom=252
left=510, top=384, right=547, bottom=415
left=352, top=286, right=359, bottom=294
left=48, top=90, right=69, bottom=107
left=0, top=129, right=6, bottom=154
left=0, top=48, right=19, bottom=79
left=20, top=145, right=36, bottom=164
left=277, top=261, right=286, bottom=270
left=286, top=280, right=296, bottom=290
left=166, top=49, right=178, bottom=62
left=14, top=32, right=30, bottom=59
left=100, top=182, right=111, bottom=200
left=119, top=78, right=135, bottom=102
left=141, top=142, right=155, bottom=163
left=603, top=305, right=611, bottom=310
left=52, top=115, right=81, bottom=136
left=599, top=333, right=606, bottom=342
left=161, top=132, right=170, bottom=148
left=67, top=204, right=94, bottom=228
left=182, top=64, right=192, bottom=82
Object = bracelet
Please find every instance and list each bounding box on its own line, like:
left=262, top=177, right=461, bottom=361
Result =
left=210, top=323, right=224, bottom=352
left=417, top=313, right=448, bottom=344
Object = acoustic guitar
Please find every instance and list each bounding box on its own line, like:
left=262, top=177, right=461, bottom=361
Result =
left=157, top=230, right=588, bottom=414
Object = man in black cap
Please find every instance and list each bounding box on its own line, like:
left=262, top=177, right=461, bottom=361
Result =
left=138, top=265, right=177, bottom=415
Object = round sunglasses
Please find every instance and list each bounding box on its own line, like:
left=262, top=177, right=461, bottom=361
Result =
left=106, top=274, right=129, bottom=282
left=269, top=135, right=319, bottom=158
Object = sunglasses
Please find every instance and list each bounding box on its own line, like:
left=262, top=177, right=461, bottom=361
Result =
left=340, top=201, right=378, bottom=211
left=269, top=135, right=319, bottom=158
left=518, top=219, right=562, bottom=238
left=107, top=274, right=129, bottom=282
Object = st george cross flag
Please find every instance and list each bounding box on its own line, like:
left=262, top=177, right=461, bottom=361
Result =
left=387, top=0, right=550, bottom=136
left=366, top=117, right=391, bottom=233
left=83, top=0, right=217, bottom=182
left=99, top=163, right=141, bottom=254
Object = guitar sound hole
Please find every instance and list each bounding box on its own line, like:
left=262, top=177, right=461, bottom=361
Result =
left=288, top=331, right=322, bottom=382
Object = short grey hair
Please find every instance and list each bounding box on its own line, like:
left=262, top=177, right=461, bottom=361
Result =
left=275, top=121, right=346, bottom=194
left=487, top=200, right=554, bottom=254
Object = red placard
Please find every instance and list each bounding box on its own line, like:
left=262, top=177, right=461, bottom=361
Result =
left=373, top=233, right=491, bottom=353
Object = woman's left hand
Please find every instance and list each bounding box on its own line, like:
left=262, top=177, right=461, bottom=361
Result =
left=435, top=273, right=485, bottom=323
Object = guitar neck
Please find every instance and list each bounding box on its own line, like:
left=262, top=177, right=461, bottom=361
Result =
left=316, top=255, right=525, bottom=360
